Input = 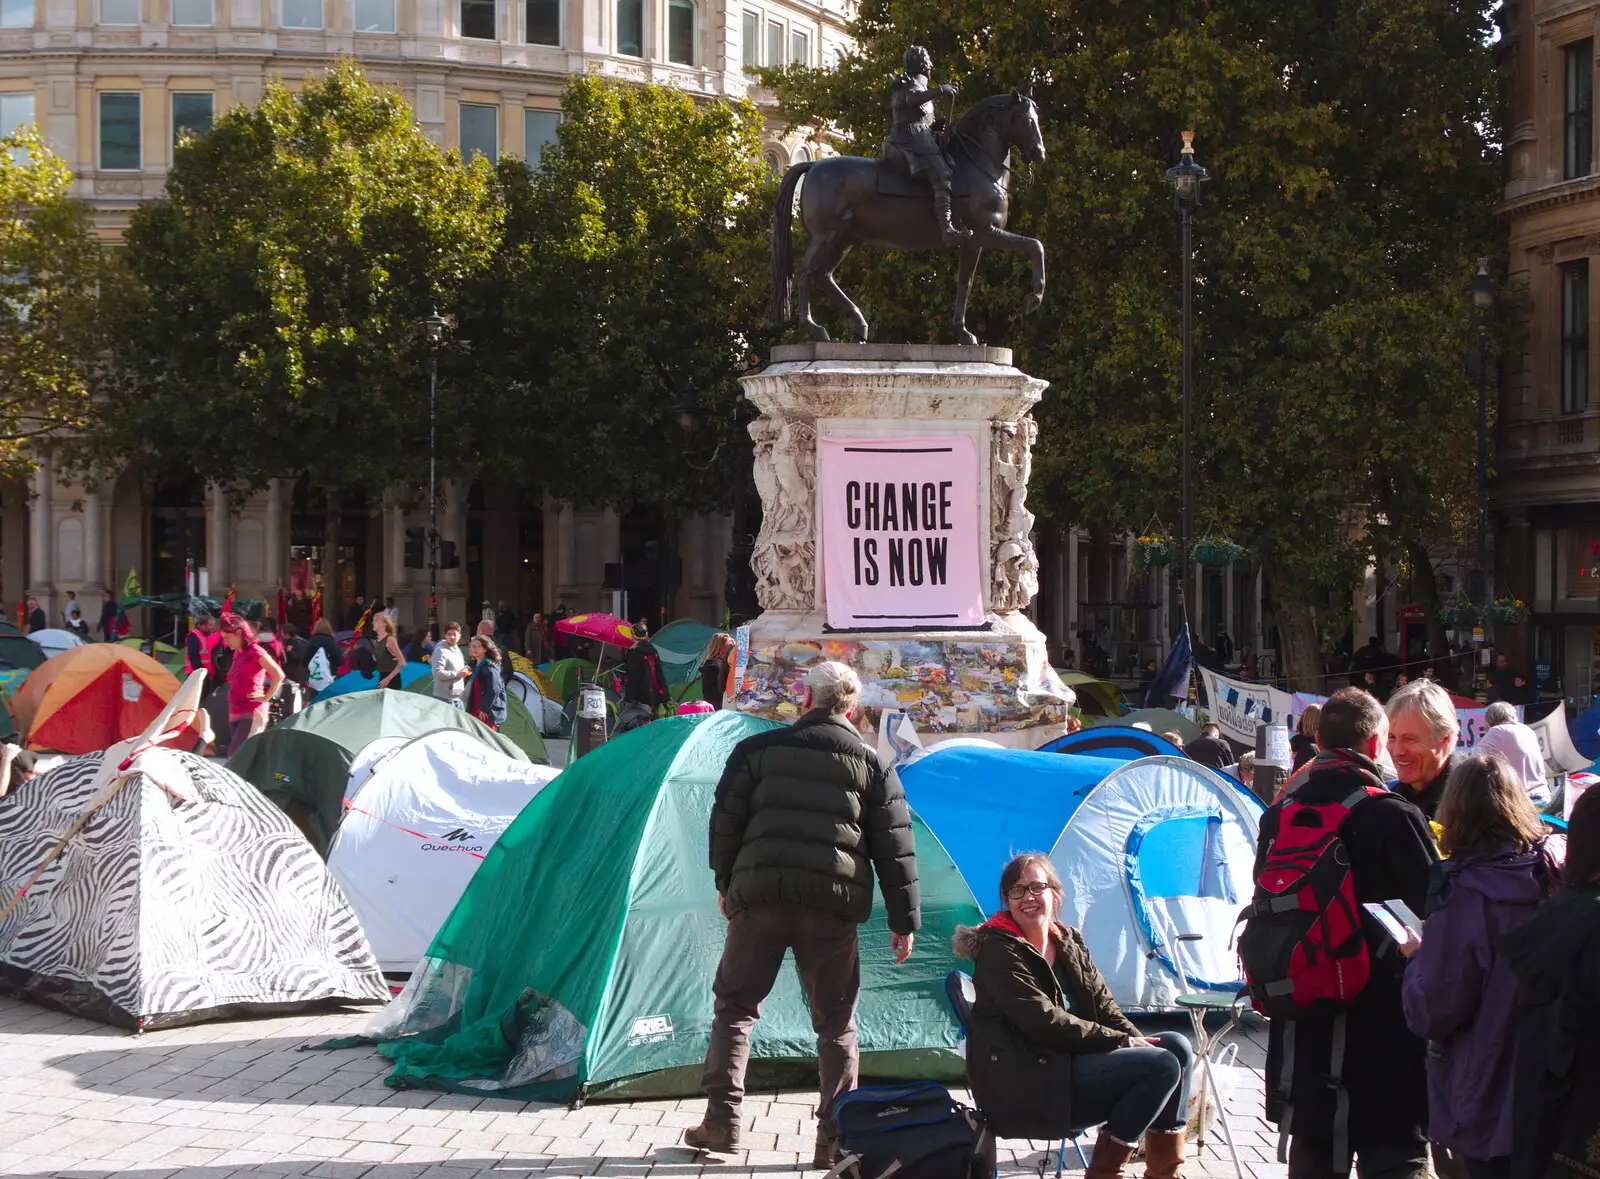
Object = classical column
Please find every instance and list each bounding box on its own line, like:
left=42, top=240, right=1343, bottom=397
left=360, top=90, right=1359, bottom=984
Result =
left=208, top=484, right=231, bottom=591
left=1225, top=561, right=1237, bottom=657
left=265, top=479, right=285, bottom=594
left=82, top=484, right=104, bottom=595
left=28, top=452, right=53, bottom=607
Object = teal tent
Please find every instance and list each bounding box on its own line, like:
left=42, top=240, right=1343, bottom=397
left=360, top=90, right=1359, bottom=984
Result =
left=367, top=712, right=980, bottom=1100
left=0, top=621, right=43, bottom=671
left=651, top=618, right=720, bottom=687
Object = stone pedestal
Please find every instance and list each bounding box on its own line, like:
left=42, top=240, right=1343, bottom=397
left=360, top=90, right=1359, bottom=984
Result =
left=727, top=344, right=1072, bottom=749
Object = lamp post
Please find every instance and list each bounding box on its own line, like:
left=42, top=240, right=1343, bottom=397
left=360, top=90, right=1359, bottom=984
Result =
left=418, top=308, right=449, bottom=633
left=1469, top=259, right=1498, bottom=636
left=1164, top=131, right=1208, bottom=620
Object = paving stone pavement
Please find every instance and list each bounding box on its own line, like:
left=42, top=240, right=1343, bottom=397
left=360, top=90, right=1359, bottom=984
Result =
left=0, top=995, right=1288, bottom=1179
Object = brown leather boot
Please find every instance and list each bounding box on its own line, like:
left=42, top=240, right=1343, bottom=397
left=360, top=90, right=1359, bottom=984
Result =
left=1142, top=1129, right=1187, bottom=1179
left=1086, top=1131, right=1138, bottom=1179
left=684, top=1121, right=740, bottom=1153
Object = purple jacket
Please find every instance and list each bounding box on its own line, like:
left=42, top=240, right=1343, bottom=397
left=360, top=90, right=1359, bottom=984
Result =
left=1401, top=844, right=1545, bottom=1160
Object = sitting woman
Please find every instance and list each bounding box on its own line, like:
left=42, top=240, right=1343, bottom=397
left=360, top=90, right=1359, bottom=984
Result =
left=953, top=853, right=1195, bottom=1179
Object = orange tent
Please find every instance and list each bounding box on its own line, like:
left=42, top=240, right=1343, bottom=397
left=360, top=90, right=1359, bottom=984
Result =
left=10, top=645, right=200, bottom=754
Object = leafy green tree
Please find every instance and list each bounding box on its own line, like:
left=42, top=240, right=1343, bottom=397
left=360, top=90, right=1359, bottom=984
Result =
left=0, top=127, right=111, bottom=474
left=455, top=76, right=777, bottom=518
left=770, top=0, right=1499, bottom=687
left=97, top=61, right=502, bottom=549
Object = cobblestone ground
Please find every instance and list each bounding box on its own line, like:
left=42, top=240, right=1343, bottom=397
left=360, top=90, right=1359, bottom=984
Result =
left=0, top=995, right=1288, bottom=1179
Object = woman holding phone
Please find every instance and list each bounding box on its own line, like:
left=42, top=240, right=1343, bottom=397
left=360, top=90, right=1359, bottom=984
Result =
left=1398, top=754, right=1553, bottom=1179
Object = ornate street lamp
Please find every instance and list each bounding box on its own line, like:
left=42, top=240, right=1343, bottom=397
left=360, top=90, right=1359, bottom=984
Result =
left=1164, top=131, right=1209, bottom=618
left=417, top=308, right=450, bottom=633
left=1469, top=259, right=1498, bottom=632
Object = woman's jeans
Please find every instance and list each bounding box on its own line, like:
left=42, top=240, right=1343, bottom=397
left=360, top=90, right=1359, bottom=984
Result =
left=1069, top=1032, right=1194, bottom=1144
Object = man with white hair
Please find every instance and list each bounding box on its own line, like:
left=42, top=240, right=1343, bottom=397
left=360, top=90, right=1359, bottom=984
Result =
left=1476, top=700, right=1550, bottom=805
left=686, top=660, right=920, bottom=1167
left=1386, top=678, right=1462, bottom=819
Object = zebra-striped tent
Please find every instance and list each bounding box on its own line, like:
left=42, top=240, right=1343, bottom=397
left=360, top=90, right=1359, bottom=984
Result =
left=0, top=751, right=390, bottom=1029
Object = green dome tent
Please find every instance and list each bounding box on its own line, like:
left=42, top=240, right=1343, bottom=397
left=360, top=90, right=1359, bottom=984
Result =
left=366, top=712, right=981, bottom=1102
left=401, top=673, right=549, bottom=765
left=545, top=657, right=596, bottom=704
left=0, top=621, right=43, bottom=671
left=229, top=691, right=531, bottom=855
left=650, top=618, right=720, bottom=687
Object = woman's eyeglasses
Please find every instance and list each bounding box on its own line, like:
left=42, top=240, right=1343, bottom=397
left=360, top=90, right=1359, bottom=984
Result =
left=1006, top=881, right=1057, bottom=900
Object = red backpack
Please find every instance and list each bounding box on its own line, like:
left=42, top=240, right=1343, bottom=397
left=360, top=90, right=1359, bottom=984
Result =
left=1237, top=785, right=1387, bottom=1018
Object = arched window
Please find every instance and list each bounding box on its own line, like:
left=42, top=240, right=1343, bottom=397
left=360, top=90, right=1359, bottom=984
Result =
left=763, top=150, right=782, bottom=175
left=667, top=0, right=693, bottom=65
left=792, top=146, right=810, bottom=163
left=615, top=0, right=642, bottom=56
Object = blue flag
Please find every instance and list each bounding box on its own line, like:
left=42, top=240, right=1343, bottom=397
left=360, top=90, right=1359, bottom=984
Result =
left=1144, top=624, right=1193, bottom=709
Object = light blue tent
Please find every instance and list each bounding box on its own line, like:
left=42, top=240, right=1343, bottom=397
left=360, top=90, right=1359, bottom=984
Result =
left=316, top=670, right=379, bottom=701
left=900, top=746, right=1263, bottom=1011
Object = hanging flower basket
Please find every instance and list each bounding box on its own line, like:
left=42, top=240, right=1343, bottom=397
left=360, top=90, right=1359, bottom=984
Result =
left=1489, top=597, right=1529, bottom=626
left=1136, top=535, right=1175, bottom=568
left=1193, top=537, right=1249, bottom=568
left=1440, top=599, right=1481, bottom=630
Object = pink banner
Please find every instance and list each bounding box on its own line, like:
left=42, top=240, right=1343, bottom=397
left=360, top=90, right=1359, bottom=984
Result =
left=820, top=436, right=984, bottom=629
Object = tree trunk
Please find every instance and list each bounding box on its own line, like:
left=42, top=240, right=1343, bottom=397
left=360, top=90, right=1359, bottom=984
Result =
left=1404, top=535, right=1452, bottom=682
left=1262, top=558, right=1324, bottom=692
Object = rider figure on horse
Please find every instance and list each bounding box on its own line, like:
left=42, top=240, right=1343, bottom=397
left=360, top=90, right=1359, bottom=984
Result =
left=886, top=46, right=971, bottom=246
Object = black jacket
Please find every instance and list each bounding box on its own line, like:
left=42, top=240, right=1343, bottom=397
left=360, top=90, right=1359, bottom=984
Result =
left=1185, top=735, right=1233, bottom=770
left=1501, top=885, right=1600, bottom=1179
left=1258, top=751, right=1439, bottom=1148
left=1392, top=749, right=1463, bottom=820
left=709, top=709, right=920, bottom=933
left=952, top=918, right=1139, bottom=1138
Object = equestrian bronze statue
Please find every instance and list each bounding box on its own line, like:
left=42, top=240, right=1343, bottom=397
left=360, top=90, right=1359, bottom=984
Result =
left=770, top=46, right=1046, bottom=345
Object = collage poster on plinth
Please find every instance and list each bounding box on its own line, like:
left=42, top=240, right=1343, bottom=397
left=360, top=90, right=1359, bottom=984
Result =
left=818, top=436, right=984, bottom=630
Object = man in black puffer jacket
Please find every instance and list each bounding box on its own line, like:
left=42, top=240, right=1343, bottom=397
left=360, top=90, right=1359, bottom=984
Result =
left=685, top=660, right=921, bottom=1168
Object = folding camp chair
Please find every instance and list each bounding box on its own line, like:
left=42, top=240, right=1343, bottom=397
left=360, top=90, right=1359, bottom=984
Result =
left=945, top=970, right=1088, bottom=1177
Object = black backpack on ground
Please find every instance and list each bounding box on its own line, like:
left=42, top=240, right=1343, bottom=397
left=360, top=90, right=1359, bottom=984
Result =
left=824, top=1083, right=994, bottom=1179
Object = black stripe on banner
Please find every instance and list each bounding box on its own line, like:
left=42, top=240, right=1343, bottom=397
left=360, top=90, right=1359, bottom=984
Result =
left=841, top=447, right=954, bottom=453
left=850, top=613, right=962, bottom=620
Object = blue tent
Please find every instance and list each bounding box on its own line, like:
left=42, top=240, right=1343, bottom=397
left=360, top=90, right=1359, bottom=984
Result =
left=1038, top=725, right=1185, bottom=761
left=1572, top=703, right=1600, bottom=761
left=316, top=670, right=379, bottom=701
left=900, top=746, right=1264, bottom=1011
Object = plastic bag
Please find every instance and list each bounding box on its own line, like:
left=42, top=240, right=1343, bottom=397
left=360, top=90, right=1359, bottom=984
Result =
left=1184, top=1043, right=1244, bottom=1138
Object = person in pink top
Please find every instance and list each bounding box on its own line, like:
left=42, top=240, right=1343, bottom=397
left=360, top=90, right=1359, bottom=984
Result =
left=220, top=613, right=284, bottom=757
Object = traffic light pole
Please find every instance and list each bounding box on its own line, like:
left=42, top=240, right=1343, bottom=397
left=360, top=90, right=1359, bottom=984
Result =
left=427, top=343, right=439, bottom=634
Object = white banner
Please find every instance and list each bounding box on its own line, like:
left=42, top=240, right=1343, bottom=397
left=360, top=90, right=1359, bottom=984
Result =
left=1198, top=667, right=1290, bottom=747
left=1527, top=703, right=1590, bottom=774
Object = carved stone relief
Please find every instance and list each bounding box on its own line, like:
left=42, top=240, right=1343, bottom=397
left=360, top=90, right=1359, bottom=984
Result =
left=990, top=414, right=1039, bottom=613
left=749, top=415, right=817, bottom=611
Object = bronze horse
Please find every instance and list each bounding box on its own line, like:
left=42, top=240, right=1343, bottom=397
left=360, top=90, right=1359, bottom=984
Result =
left=770, top=93, right=1046, bottom=345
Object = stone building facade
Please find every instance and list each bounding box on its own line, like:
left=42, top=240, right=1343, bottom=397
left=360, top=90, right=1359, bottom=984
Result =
left=1497, top=0, right=1600, bottom=704
left=0, top=0, right=846, bottom=631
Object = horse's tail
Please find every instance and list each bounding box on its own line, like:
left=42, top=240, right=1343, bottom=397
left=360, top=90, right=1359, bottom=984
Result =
left=771, top=160, right=813, bottom=325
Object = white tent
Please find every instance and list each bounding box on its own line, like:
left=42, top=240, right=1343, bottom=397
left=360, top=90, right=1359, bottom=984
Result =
left=28, top=628, right=85, bottom=659
left=1050, top=756, right=1262, bottom=1010
left=328, top=730, right=561, bottom=972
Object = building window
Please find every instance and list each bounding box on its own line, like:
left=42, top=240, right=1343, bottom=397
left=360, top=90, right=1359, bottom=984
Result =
left=766, top=19, right=782, bottom=70
left=459, top=102, right=497, bottom=162
left=763, top=149, right=780, bottom=174
left=741, top=9, right=757, bottom=69
left=1563, top=259, right=1590, bottom=414
left=525, top=0, right=557, bottom=45
left=0, top=0, right=31, bottom=27
left=354, top=0, right=395, bottom=31
left=170, top=0, right=210, bottom=24
left=171, top=92, right=213, bottom=147
left=1567, top=40, right=1593, bottom=180
left=0, top=92, right=34, bottom=137
left=667, top=0, right=692, bottom=65
left=524, top=108, right=558, bottom=168
left=615, top=0, right=641, bottom=55
left=99, top=0, right=138, bottom=23
left=826, top=44, right=843, bottom=69
left=98, top=92, right=141, bottom=170
left=281, top=0, right=321, bottom=27
left=460, top=0, right=494, bottom=38
left=793, top=145, right=809, bottom=163
left=789, top=27, right=806, bottom=64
